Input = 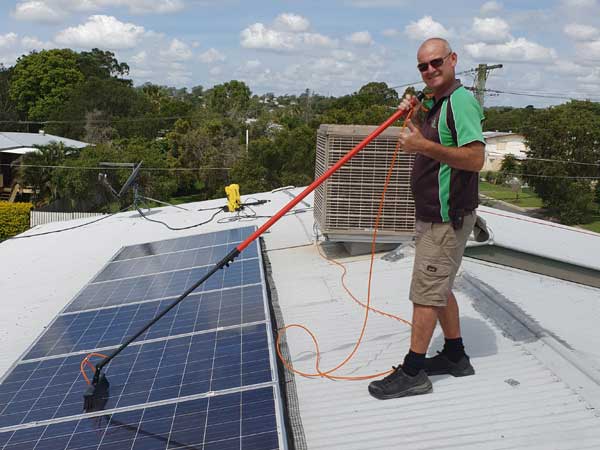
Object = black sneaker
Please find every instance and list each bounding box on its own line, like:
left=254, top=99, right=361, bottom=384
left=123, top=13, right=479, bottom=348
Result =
left=368, top=366, right=432, bottom=400
left=424, top=351, right=475, bottom=377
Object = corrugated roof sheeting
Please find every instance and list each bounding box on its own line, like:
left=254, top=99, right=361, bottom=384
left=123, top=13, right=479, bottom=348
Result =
left=263, top=206, right=600, bottom=449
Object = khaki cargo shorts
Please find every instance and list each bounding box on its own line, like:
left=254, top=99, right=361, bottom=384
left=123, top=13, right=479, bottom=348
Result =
left=409, top=211, right=476, bottom=307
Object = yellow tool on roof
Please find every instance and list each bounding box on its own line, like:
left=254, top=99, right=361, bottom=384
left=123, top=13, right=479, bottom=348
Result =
left=225, top=184, right=241, bottom=212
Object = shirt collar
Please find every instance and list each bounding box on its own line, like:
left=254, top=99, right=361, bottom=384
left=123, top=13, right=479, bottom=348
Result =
left=433, top=79, right=462, bottom=103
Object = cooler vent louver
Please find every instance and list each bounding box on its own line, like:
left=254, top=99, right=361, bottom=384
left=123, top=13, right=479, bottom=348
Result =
left=314, top=124, right=416, bottom=243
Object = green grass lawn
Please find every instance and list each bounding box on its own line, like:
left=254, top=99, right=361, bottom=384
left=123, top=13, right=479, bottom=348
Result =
left=480, top=180, right=600, bottom=234
left=479, top=180, right=544, bottom=208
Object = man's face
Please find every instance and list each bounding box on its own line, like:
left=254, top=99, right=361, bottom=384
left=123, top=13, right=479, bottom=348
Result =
left=417, top=42, right=457, bottom=94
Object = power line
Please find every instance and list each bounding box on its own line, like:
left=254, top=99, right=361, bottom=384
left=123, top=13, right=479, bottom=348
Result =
left=482, top=88, right=600, bottom=102
left=0, top=163, right=231, bottom=171
left=0, top=115, right=198, bottom=125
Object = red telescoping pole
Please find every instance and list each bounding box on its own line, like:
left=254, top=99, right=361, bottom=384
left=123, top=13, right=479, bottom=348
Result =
left=236, top=94, right=422, bottom=253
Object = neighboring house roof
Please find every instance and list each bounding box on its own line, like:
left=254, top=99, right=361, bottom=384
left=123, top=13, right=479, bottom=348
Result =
left=1, top=189, right=600, bottom=448
left=483, top=131, right=524, bottom=139
left=0, top=132, right=89, bottom=153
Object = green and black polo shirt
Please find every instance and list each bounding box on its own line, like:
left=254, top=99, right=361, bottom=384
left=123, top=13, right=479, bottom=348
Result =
left=410, top=80, right=484, bottom=224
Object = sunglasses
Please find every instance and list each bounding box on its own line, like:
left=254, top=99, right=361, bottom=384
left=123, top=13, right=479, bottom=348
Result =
left=417, top=52, right=452, bottom=72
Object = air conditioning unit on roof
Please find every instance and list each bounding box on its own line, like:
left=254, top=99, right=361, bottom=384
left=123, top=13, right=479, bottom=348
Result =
left=314, top=124, right=416, bottom=244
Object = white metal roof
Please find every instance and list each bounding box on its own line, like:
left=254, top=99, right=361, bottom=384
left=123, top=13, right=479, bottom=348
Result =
left=1, top=189, right=599, bottom=449
left=0, top=132, right=89, bottom=152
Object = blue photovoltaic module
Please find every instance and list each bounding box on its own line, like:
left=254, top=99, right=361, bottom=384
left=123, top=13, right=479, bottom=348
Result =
left=0, top=227, right=287, bottom=449
left=0, top=386, right=281, bottom=450
left=0, top=324, right=271, bottom=428
left=65, top=251, right=261, bottom=313
left=23, top=285, right=266, bottom=360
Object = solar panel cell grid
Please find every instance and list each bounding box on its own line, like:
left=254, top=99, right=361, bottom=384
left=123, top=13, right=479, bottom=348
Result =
left=23, top=285, right=266, bottom=360
left=0, top=387, right=280, bottom=450
left=112, top=227, right=255, bottom=262
left=94, top=241, right=259, bottom=284
left=0, top=324, right=272, bottom=429
left=66, top=256, right=262, bottom=313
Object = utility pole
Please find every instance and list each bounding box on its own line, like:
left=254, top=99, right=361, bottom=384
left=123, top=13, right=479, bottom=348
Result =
left=474, top=63, right=503, bottom=107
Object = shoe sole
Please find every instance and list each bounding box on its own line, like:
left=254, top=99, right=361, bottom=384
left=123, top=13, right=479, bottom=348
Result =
left=368, top=381, right=433, bottom=400
left=425, top=366, right=475, bottom=377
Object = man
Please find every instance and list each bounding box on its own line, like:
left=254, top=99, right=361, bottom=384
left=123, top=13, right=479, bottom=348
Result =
left=368, top=37, right=485, bottom=400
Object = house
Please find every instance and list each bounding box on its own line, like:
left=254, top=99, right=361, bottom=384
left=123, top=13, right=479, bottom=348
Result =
left=0, top=131, right=89, bottom=201
left=0, top=188, right=599, bottom=449
left=483, top=131, right=528, bottom=172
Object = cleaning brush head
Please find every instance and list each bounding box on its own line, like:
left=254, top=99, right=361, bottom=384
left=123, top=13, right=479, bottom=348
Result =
left=83, top=373, right=110, bottom=413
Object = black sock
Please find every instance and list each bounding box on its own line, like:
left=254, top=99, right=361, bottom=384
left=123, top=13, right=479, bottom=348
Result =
left=443, top=337, right=466, bottom=363
left=402, top=350, right=425, bottom=376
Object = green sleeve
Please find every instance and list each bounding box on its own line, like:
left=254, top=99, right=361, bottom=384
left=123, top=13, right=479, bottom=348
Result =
left=450, top=88, right=485, bottom=147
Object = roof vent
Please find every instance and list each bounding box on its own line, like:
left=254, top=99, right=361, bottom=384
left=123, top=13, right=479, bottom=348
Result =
left=38, top=129, right=46, bottom=135
left=314, top=124, right=416, bottom=243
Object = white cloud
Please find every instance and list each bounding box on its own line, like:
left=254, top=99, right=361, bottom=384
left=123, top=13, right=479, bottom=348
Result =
left=274, top=13, right=310, bottom=32
left=480, top=1, right=503, bottom=15
left=331, top=50, right=357, bottom=62
left=160, top=38, right=193, bottom=61
left=55, top=15, right=146, bottom=49
left=574, top=39, right=600, bottom=61
left=549, top=59, right=588, bottom=76
left=347, top=0, right=408, bottom=7
left=13, top=1, right=62, bottom=23
left=561, top=0, right=598, bottom=7
left=12, top=0, right=184, bottom=23
left=564, top=23, right=599, bottom=41
left=244, top=60, right=262, bottom=70
left=471, top=17, right=511, bottom=43
left=464, top=38, right=557, bottom=63
left=347, top=31, right=374, bottom=46
left=21, top=36, right=54, bottom=51
left=0, top=33, right=19, bottom=49
left=405, top=16, right=451, bottom=40
left=382, top=28, right=401, bottom=37
left=199, top=48, right=226, bottom=63
left=240, top=22, right=336, bottom=52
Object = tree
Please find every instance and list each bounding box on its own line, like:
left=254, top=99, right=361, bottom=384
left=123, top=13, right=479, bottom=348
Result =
left=76, top=48, right=130, bottom=80
left=46, top=77, right=155, bottom=140
left=0, top=64, right=20, bottom=131
left=9, top=49, right=85, bottom=121
left=18, top=143, right=72, bottom=206
left=356, top=82, right=399, bottom=108
left=521, top=101, right=600, bottom=224
left=205, top=80, right=251, bottom=117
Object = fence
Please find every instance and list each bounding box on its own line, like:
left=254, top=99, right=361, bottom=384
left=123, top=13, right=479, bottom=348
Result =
left=30, top=211, right=105, bottom=227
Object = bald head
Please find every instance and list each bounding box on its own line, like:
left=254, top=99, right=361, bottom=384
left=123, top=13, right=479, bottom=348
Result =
left=416, top=37, right=457, bottom=95
left=418, top=38, right=452, bottom=58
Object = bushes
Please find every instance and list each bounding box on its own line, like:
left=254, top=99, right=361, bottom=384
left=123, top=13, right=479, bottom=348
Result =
left=0, top=202, right=33, bottom=240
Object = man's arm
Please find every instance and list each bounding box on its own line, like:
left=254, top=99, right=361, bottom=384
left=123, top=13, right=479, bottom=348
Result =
left=399, top=119, right=484, bottom=172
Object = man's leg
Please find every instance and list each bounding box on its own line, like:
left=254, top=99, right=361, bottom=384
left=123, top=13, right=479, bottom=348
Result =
left=437, top=290, right=461, bottom=339
left=424, top=289, right=474, bottom=376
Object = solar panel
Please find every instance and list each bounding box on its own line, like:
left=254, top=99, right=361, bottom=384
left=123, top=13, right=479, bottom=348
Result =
left=0, top=386, right=282, bottom=450
left=0, top=324, right=272, bottom=428
left=66, top=254, right=261, bottom=313
left=93, top=241, right=259, bottom=284
left=0, top=227, right=287, bottom=449
left=23, top=285, right=266, bottom=361
left=112, top=226, right=255, bottom=262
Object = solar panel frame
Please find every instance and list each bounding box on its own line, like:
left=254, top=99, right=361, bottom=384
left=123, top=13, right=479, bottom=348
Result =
left=0, top=385, right=287, bottom=450
left=0, top=226, right=290, bottom=450
left=22, top=284, right=267, bottom=361
left=0, top=324, right=273, bottom=429
left=65, top=251, right=261, bottom=313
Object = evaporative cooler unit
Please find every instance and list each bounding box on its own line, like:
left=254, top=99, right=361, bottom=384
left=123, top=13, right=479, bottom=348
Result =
left=314, top=124, right=416, bottom=245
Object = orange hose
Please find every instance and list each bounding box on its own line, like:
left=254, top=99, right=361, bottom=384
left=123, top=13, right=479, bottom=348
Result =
left=275, top=108, right=416, bottom=381
left=80, top=352, right=108, bottom=385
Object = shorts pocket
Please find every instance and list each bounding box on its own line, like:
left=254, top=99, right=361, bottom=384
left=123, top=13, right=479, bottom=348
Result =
left=411, top=257, right=453, bottom=305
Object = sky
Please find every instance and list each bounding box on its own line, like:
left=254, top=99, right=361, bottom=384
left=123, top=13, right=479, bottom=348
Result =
left=1, top=0, right=600, bottom=107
